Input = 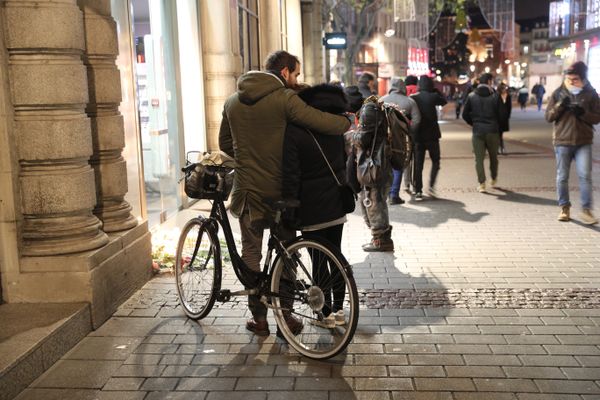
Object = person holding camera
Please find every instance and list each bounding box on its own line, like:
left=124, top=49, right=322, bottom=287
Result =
left=545, top=61, right=600, bottom=224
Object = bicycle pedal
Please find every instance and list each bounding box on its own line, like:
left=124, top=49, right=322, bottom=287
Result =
left=216, top=289, right=231, bottom=302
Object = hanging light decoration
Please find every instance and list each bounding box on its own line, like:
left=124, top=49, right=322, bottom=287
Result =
left=393, top=0, right=416, bottom=22
left=395, top=0, right=443, bottom=39
left=478, top=0, right=515, bottom=54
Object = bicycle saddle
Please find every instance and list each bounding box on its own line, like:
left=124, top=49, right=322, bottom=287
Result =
left=264, top=198, right=300, bottom=211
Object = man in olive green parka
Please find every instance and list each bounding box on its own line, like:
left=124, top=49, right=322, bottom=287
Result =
left=219, top=51, right=350, bottom=337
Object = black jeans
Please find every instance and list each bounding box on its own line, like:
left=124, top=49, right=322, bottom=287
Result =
left=302, top=224, right=345, bottom=316
left=414, top=140, right=441, bottom=194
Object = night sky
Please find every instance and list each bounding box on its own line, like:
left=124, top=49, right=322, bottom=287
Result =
left=515, top=0, right=552, bottom=20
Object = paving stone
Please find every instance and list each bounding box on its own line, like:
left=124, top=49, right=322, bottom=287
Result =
left=479, top=326, right=532, bottom=335
left=272, top=392, right=328, bottom=400
left=544, top=345, right=600, bottom=355
left=206, top=392, right=266, bottom=400
left=392, top=392, right=453, bottom=400
left=503, top=367, right=566, bottom=379
left=354, top=377, right=413, bottom=390
left=96, top=392, right=147, bottom=400
left=473, top=378, right=538, bottom=392
left=176, top=377, right=236, bottom=391
left=145, top=392, right=207, bottom=400
left=519, top=356, right=580, bottom=367
left=556, top=335, right=600, bottom=345
left=235, top=377, right=294, bottom=390
left=14, top=389, right=101, bottom=400
left=331, top=365, right=388, bottom=377
left=385, top=344, right=437, bottom=353
left=504, top=335, right=560, bottom=345
left=140, top=377, right=179, bottom=391
left=64, top=337, right=143, bottom=360
left=535, top=379, right=600, bottom=394
left=445, top=366, right=505, bottom=378
left=102, top=378, right=144, bottom=391
left=453, top=334, right=506, bottom=344
left=409, top=354, right=465, bottom=366
left=354, top=354, right=408, bottom=365
left=454, top=393, right=517, bottom=400
left=464, top=355, right=522, bottom=366
left=414, top=377, right=476, bottom=391
left=353, top=334, right=404, bottom=344
left=402, top=334, right=454, bottom=344
left=437, top=344, right=491, bottom=354
left=218, top=366, right=275, bottom=377
left=295, top=377, right=354, bottom=391
left=31, top=360, right=122, bottom=389
left=489, top=345, right=547, bottom=355
left=161, top=365, right=219, bottom=377
left=114, top=364, right=166, bottom=377
left=517, top=395, right=580, bottom=400
left=389, top=365, right=445, bottom=377
left=144, top=335, right=176, bottom=344
left=560, top=367, right=600, bottom=380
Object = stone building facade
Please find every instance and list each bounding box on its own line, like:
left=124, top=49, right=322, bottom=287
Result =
left=0, top=0, right=326, bottom=327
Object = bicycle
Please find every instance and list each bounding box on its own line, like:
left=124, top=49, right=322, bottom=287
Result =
left=175, top=159, right=359, bottom=360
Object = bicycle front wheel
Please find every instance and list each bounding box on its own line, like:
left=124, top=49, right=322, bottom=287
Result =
left=271, top=238, right=359, bottom=360
left=175, top=217, right=221, bottom=320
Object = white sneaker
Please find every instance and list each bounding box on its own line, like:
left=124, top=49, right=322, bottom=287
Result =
left=333, top=310, right=346, bottom=326
left=310, top=313, right=336, bottom=329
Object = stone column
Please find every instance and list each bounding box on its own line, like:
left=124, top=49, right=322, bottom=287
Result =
left=200, top=0, right=242, bottom=151
left=78, top=0, right=137, bottom=232
left=301, top=0, right=326, bottom=85
left=259, top=0, right=282, bottom=63
left=3, top=0, right=108, bottom=256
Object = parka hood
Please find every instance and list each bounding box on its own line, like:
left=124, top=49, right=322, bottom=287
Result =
left=475, top=84, right=494, bottom=97
left=418, top=76, right=434, bottom=92
left=237, top=71, right=285, bottom=105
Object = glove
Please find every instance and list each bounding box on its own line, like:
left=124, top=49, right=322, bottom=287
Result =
left=560, top=96, right=571, bottom=108
left=573, top=105, right=585, bottom=117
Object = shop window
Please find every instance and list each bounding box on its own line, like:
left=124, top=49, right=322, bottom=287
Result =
left=239, top=0, right=260, bottom=71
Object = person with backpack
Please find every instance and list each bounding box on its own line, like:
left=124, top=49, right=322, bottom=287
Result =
left=353, top=96, right=394, bottom=252
left=410, top=75, right=447, bottom=200
left=381, top=77, right=421, bottom=205
left=462, top=73, right=501, bottom=193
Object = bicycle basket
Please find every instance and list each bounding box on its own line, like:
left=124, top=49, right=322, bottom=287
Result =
left=184, top=164, right=234, bottom=200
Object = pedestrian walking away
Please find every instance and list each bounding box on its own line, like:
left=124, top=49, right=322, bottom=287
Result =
left=410, top=75, right=447, bottom=200
left=532, top=82, right=546, bottom=111
left=381, top=77, right=421, bottom=205
left=545, top=61, right=600, bottom=225
left=497, top=82, right=512, bottom=155
left=218, top=50, right=350, bottom=337
left=462, top=72, right=502, bottom=193
left=518, top=85, right=529, bottom=111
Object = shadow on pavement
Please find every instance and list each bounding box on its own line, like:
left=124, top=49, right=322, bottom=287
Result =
left=389, top=197, right=489, bottom=228
left=491, top=187, right=557, bottom=206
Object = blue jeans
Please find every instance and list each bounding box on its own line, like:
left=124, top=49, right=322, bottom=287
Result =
left=555, top=144, right=593, bottom=209
left=536, top=96, right=543, bottom=111
left=389, top=168, right=402, bottom=198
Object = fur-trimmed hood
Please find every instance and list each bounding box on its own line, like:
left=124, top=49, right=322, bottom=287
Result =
left=298, top=84, right=349, bottom=114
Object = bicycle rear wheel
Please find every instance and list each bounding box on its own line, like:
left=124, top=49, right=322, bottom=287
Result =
left=271, top=238, right=359, bottom=360
left=175, top=217, right=221, bottom=319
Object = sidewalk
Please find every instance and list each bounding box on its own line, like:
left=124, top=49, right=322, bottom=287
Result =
left=14, top=111, right=600, bottom=399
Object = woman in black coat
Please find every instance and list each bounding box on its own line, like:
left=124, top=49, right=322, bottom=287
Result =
left=282, top=84, right=354, bottom=328
left=498, top=83, right=512, bottom=155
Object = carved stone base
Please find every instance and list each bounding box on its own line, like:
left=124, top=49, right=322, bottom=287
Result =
left=5, top=221, right=151, bottom=328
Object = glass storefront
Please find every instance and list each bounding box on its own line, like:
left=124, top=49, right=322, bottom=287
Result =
left=112, top=0, right=207, bottom=228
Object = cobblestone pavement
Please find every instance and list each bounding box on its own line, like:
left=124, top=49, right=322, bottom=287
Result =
left=16, top=110, right=600, bottom=399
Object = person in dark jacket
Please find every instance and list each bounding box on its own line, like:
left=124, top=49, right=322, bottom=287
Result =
left=497, top=82, right=512, bottom=154
left=462, top=73, right=501, bottom=193
left=405, top=75, right=419, bottom=96
left=532, top=82, right=546, bottom=111
left=410, top=75, right=447, bottom=200
left=282, top=84, right=353, bottom=327
left=219, top=50, right=350, bottom=337
left=358, top=72, right=377, bottom=99
left=545, top=61, right=600, bottom=225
